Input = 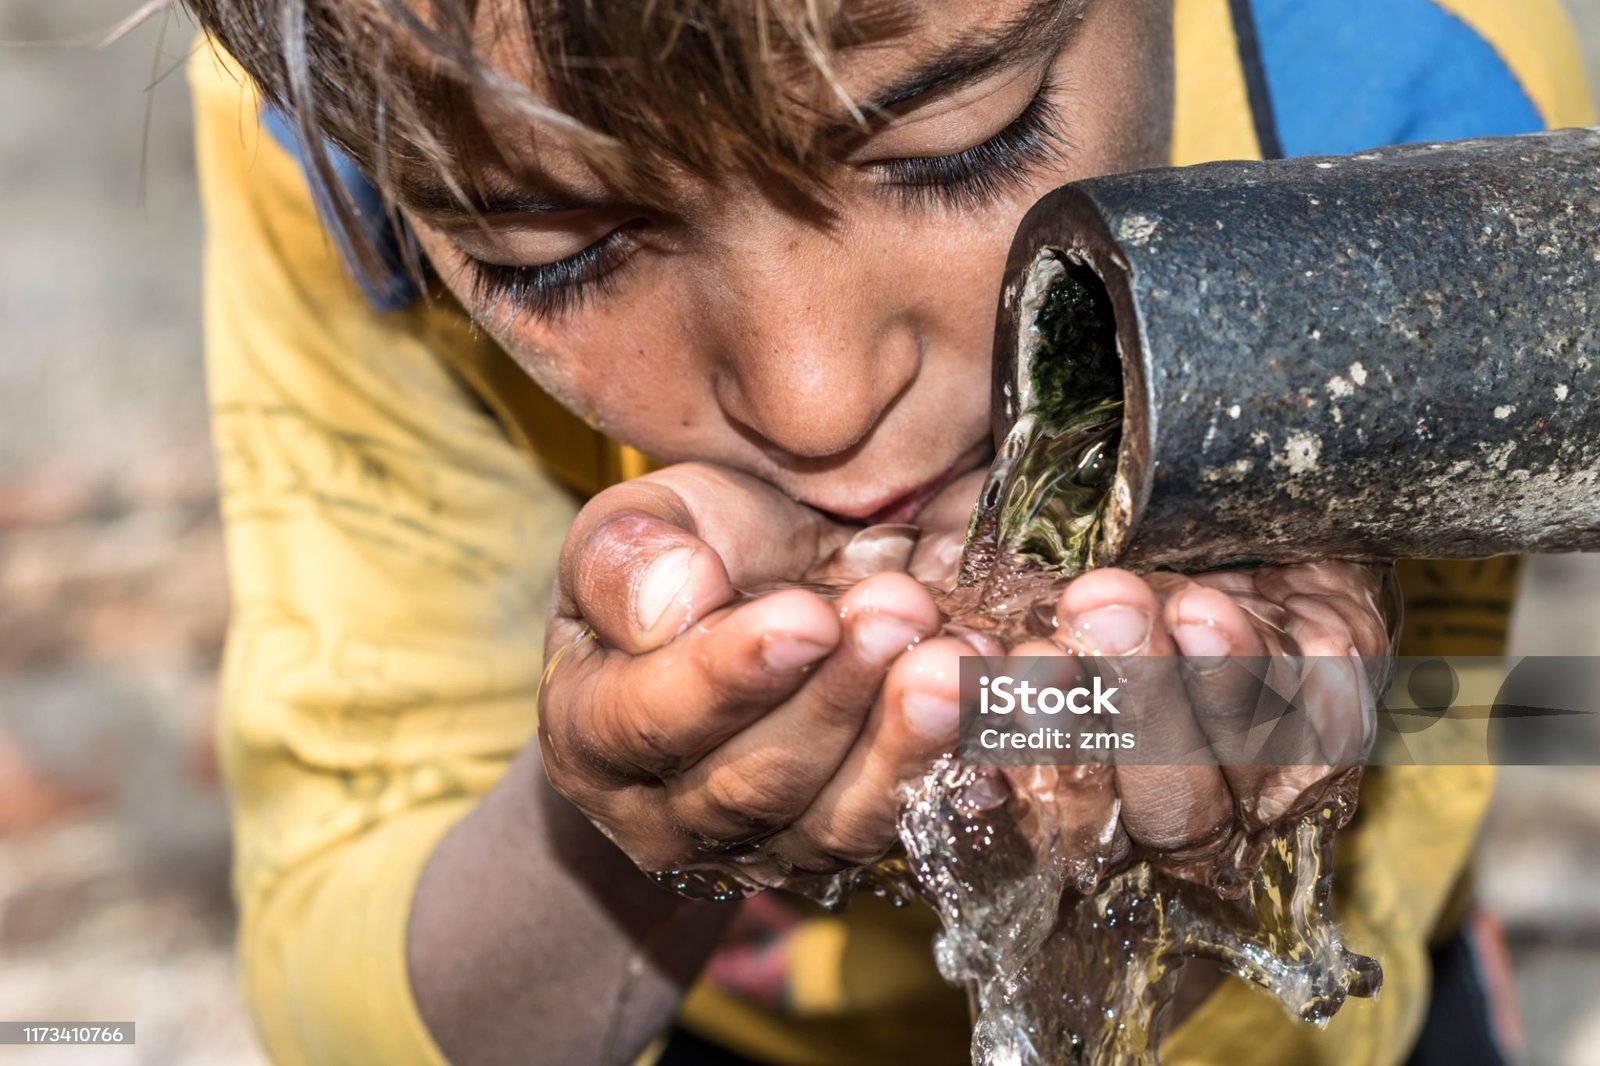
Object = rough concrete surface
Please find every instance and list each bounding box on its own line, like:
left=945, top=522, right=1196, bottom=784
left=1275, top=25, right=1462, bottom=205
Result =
left=1, top=3, right=1599, bottom=1065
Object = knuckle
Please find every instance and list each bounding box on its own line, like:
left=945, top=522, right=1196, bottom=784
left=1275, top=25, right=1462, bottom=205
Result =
left=695, top=767, right=799, bottom=838
left=540, top=661, right=617, bottom=783
left=588, top=685, right=688, bottom=777
left=620, top=718, right=692, bottom=778
left=584, top=659, right=696, bottom=778
left=807, top=811, right=894, bottom=867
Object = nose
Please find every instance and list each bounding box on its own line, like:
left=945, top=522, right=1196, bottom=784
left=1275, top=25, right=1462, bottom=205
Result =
left=703, top=220, right=921, bottom=462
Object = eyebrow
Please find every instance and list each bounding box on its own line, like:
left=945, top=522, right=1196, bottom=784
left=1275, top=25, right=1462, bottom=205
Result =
left=856, top=0, right=1089, bottom=119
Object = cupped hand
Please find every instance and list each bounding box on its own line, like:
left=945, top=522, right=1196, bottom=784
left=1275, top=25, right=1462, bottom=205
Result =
left=538, top=462, right=979, bottom=884
left=1026, top=561, right=1393, bottom=886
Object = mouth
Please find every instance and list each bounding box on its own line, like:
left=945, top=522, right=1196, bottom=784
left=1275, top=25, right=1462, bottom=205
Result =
left=812, top=441, right=991, bottom=526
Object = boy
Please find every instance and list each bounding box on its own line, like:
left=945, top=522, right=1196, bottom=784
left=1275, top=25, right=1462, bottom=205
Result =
left=183, top=0, right=1592, bottom=1063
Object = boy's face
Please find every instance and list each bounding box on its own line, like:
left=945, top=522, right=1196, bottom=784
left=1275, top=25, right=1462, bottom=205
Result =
left=404, top=0, right=1173, bottom=524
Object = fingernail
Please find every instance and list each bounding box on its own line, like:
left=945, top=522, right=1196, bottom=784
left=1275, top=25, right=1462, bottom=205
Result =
left=761, top=636, right=831, bottom=674
left=635, top=547, right=694, bottom=632
left=840, top=525, right=919, bottom=574
left=903, top=692, right=959, bottom=741
left=1175, top=622, right=1231, bottom=674
left=962, top=631, right=1007, bottom=658
left=853, top=617, right=923, bottom=665
left=1070, top=606, right=1151, bottom=656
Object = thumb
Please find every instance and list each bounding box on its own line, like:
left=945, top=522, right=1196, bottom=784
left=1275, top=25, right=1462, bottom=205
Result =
left=560, top=510, right=734, bottom=654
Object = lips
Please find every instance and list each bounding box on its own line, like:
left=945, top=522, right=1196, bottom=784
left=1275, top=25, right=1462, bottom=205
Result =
left=811, top=444, right=988, bottom=526
left=858, top=477, right=953, bottom=525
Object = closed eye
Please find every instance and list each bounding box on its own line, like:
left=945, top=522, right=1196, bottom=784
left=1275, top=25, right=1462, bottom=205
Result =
left=461, top=219, right=647, bottom=322
left=870, top=79, right=1068, bottom=211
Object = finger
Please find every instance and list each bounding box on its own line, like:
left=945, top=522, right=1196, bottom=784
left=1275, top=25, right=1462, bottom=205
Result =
left=558, top=464, right=854, bottom=652
left=665, top=573, right=943, bottom=847
left=1254, top=562, right=1395, bottom=651
left=811, top=524, right=920, bottom=584
left=1260, top=562, right=1391, bottom=761
left=1056, top=569, right=1234, bottom=853
left=539, top=588, right=841, bottom=783
left=1281, top=594, right=1374, bottom=765
left=1165, top=584, right=1321, bottom=824
left=774, top=635, right=971, bottom=870
left=625, top=463, right=855, bottom=587
left=993, top=644, right=1126, bottom=891
left=564, top=510, right=736, bottom=653
left=1189, top=568, right=1291, bottom=635
left=1167, top=583, right=1272, bottom=756
left=907, top=529, right=967, bottom=590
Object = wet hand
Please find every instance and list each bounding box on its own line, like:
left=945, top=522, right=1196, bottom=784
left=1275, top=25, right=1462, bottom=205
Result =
left=538, top=462, right=976, bottom=881
left=1034, top=562, right=1392, bottom=879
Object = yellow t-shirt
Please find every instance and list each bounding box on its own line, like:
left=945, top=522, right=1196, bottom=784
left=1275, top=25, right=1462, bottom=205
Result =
left=189, top=2, right=1593, bottom=1063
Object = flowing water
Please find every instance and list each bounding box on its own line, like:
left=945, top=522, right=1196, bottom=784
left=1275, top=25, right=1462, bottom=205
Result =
left=649, top=262, right=1380, bottom=1063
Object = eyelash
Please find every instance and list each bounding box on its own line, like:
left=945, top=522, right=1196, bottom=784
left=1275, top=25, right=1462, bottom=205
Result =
left=466, top=224, right=639, bottom=322
left=464, top=81, right=1068, bottom=320
left=874, top=80, right=1068, bottom=210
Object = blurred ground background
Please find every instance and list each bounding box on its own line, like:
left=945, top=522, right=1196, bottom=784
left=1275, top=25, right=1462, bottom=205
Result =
left=0, top=3, right=250, bottom=1064
left=0, top=2, right=1598, bottom=1064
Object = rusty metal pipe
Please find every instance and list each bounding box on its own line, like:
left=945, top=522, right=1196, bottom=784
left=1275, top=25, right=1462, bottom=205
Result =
left=991, top=127, right=1600, bottom=571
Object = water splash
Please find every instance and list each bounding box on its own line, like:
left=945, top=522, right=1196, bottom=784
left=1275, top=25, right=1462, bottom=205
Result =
left=896, top=757, right=1378, bottom=1066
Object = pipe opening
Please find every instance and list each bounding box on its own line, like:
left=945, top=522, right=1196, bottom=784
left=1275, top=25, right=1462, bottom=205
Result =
left=1026, top=257, right=1124, bottom=428
left=971, top=253, right=1126, bottom=576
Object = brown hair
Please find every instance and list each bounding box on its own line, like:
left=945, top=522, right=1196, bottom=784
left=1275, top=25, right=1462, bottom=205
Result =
left=185, top=0, right=906, bottom=273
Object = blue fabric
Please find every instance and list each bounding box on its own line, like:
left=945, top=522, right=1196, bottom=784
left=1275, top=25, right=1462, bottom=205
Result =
left=262, top=107, right=421, bottom=311
left=1248, top=0, right=1546, bottom=158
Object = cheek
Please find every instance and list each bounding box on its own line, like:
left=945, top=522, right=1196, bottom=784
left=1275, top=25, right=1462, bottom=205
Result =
left=904, top=223, right=1013, bottom=356
left=501, top=299, right=712, bottom=447
left=414, top=231, right=713, bottom=448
